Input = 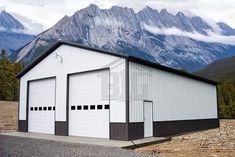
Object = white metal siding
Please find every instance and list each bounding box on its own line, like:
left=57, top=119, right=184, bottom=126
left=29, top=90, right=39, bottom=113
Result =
left=19, top=45, right=126, bottom=123
left=28, top=78, right=56, bottom=134
left=129, top=62, right=218, bottom=122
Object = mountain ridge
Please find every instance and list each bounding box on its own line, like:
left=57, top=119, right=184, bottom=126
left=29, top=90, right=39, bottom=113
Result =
left=195, top=56, right=235, bottom=80
left=12, top=4, right=235, bottom=71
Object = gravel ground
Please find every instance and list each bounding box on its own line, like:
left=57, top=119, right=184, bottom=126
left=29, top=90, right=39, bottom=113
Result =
left=0, top=135, right=157, bottom=157
left=135, top=119, right=235, bottom=157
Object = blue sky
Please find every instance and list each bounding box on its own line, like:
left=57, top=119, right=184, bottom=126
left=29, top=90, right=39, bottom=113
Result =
left=1, top=0, right=235, bottom=34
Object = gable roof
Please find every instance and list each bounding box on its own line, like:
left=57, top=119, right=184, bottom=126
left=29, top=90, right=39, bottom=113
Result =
left=16, top=40, right=217, bottom=85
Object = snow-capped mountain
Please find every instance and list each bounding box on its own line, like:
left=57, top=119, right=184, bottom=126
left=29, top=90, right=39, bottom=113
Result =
left=13, top=4, right=235, bottom=71
left=0, top=11, right=34, bottom=56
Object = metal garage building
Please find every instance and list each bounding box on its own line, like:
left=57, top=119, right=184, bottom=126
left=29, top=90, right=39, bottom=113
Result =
left=17, top=41, right=219, bottom=140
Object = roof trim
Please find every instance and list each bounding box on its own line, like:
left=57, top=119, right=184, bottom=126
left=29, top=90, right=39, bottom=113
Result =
left=16, top=40, right=127, bottom=78
left=16, top=40, right=217, bottom=85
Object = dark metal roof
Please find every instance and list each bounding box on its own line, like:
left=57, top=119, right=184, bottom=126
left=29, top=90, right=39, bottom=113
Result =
left=16, top=40, right=217, bottom=85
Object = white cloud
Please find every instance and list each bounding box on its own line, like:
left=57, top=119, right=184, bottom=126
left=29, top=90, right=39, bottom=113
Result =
left=11, top=12, right=44, bottom=35
left=144, top=24, right=235, bottom=45
left=0, top=26, right=7, bottom=31
left=0, top=26, right=37, bottom=35
left=0, top=6, right=6, bottom=12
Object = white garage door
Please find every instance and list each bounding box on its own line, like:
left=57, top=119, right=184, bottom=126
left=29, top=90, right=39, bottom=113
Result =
left=69, top=69, right=109, bottom=138
left=28, top=78, right=56, bottom=134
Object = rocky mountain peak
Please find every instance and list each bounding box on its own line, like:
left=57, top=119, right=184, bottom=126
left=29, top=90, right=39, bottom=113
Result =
left=140, top=6, right=159, bottom=15
left=85, top=3, right=100, bottom=13
left=0, top=10, right=24, bottom=30
left=159, top=9, right=170, bottom=15
left=217, top=22, right=235, bottom=36
left=0, top=11, right=34, bottom=56
left=176, top=11, right=185, bottom=17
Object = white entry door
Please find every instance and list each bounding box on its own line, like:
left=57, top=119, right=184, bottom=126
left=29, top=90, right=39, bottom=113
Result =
left=28, top=78, right=56, bottom=134
left=144, top=101, right=153, bottom=137
left=69, top=69, right=109, bottom=138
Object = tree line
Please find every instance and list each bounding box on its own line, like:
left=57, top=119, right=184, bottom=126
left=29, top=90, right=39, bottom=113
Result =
left=0, top=49, right=23, bottom=101
left=0, top=48, right=234, bottom=118
left=218, top=80, right=235, bottom=118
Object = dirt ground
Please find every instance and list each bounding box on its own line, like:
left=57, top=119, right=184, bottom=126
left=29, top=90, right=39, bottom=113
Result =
left=135, top=119, right=235, bottom=157
left=0, top=101, right=18, bottom=133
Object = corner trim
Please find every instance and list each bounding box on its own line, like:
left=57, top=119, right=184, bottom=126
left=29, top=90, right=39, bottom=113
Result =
left=18, top=78, right=21, bottom=131
left=216, top=86, right=220, bottom=117
left=125, top=58, right=130, bottom=140
left=66, top=74, right=69, bottom=135
left=126, top=59, right=129, bottom=124
left=25, top=81, right=29, bottom=132
left=216, top=85, right=220, bottom=127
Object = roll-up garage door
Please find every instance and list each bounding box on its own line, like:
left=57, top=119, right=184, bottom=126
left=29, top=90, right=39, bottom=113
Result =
left=69, top=69, right=110, bottom=138
left=28, top=78, right=56, bottom=134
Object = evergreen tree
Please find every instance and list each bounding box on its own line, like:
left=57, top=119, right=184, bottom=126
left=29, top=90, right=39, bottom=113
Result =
left=0, top=49, right=23, bottom=101
left=218, top=80, right=235, bottom=118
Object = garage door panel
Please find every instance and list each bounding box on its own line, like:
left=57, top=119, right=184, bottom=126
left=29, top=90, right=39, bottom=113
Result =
left=69, top=70, right=109, bottom=105
left=29, top=110, right=55, bottom=132
left=29, top=80, right=55, bottom=105
left=69, top=70, right=109, bottom=138
left=69, top=110, right=109, bottom=138
left=28, top=78, right=56, bottom=134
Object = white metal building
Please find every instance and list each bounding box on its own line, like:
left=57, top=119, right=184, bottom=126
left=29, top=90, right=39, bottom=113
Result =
left=17, top=41, right=219, bottom=140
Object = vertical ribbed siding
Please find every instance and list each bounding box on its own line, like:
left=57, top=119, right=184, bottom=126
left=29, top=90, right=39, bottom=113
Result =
left=129, top=62, right=217, bottom=122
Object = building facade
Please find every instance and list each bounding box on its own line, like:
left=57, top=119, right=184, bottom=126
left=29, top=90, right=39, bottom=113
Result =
left=17, top=41, right=219, bottom=141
